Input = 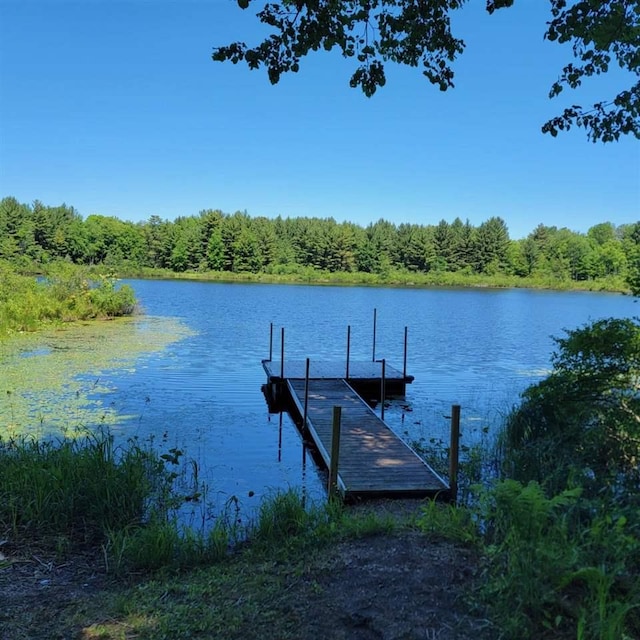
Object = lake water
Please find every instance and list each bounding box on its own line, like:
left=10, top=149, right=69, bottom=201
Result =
left=2, top=279, right=637, bottom=518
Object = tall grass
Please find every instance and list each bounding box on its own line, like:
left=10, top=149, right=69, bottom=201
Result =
left=0, top=429, right=237, bottom=572
left=0, top=261, right=136, bottom=335
left=0, top=431, right=167, bottom=544
left=0, top=427, right=401, bottom=576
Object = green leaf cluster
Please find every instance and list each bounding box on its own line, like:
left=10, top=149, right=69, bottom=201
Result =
left=214, top=0, right=640, bottom=142
left=500, top=317, right=640, bottom=498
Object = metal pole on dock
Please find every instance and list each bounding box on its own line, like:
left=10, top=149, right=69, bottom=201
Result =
left=328, top=406, right=342, bottom=500
left=372, top=308, right=377, bottom=362
left=380, top=358, right=386, bottom=421
left=269, top=322, right=273, bottom=362
left=403, top=326, right=408, bottom=378
left=346, top=325, right=351, bottom=379
left=280, top=327, right=285, bottom=380
left=303, top=358, right=310, bottom=434
left=449, top=405, right=461, bottom=504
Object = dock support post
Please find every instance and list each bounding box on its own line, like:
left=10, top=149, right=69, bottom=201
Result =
left=380, top=358, right=386, bottom=421
left=269, top=322, right=273, bottom=362
left=280, top=327, right=285, bottom=380
left=328, top=406, right=342, bottom=500
left=449, top=404, right=461, bottom=504
left=346, top=325, right=351, bottom=379
left=403, top=326, right=408, bottom=378
left=277, top=410, right=283, bottom=462
left=303, top=358, right=310, bottom=434
left=372, top=308, right=377, bottom=362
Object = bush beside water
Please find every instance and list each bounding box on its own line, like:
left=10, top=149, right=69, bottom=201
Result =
left=0, top=262, right=136, bottom=335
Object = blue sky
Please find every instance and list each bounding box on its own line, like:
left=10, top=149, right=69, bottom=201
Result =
left=0, top=0, right=638, bottom=240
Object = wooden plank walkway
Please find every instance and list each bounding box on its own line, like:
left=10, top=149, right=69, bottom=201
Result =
left=287, top=378, right=448, bottom=499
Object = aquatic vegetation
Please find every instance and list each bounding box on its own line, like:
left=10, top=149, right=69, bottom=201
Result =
left=0, top=316, right=194, bottom=437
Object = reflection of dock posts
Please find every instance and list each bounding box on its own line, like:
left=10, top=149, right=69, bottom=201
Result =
left=345, top=325, right=351, bottom=380
left=403, top=326, right=408, bottom=378
left=449, top=405, right=461, bottom=504
left=328, top=406, right=342, bottom=500
left=380, top=358, right=386, bottom=421
left=372, top=308, right=377, bottom=362
left=280, top=327, right=285, bottom=380
left=270, top=327, right=283, bottom=405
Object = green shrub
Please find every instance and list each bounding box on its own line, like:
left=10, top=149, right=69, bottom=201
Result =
left=0, top=262, right=136, bottom=334
left=499, top=318, right=640, bottom=498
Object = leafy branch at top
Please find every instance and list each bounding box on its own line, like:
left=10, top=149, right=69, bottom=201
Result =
left=213, top=0, right=640, bottom=142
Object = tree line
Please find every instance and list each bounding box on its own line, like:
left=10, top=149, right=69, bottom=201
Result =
left=1, top=196, right=638, bottom=286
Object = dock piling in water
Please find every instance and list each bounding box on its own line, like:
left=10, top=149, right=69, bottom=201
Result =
left=269, top=322, right=273, bottom=362
left=303, top=358, right=310, bottom=435
left=328, top=406, right=342, bottom=500
left=346, top=325, right=351, bottom=380
left=449, top=405, right=461, bottom=504
left=280, top=327, right=285, bottom=380
left=372, top=308, right=377, bottom=362
left=380, top=358, right=386, bottom=421
left=403, top=326, right=408, bottom=378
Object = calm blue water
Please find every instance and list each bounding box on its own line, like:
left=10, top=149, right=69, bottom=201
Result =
left=12, top=280, right=640, bottom=516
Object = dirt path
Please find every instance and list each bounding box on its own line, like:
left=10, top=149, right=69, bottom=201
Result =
left=0, top=503, right=495, bottom=639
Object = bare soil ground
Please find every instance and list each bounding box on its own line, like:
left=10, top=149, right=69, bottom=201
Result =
left=0, top=501, right=495, bottom=640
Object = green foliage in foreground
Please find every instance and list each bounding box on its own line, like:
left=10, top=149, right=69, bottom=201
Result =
left=0, top=261, right=136, bottom=335
left=0, top=431, right=169, bottom=545
left=416, top=480, right=640, bottom=640
left=477, top=481, right=638, bottom=640
left=501, top=317, right=640, bottom=498
left=1, top=425, right=637, bottom=639
left=0, top=430, right=397, bottom=572
left=481, top=316, right=640, bottom=639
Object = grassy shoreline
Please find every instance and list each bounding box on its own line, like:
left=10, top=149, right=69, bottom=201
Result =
left=0, top=262, right=136, bottom=336
left=115, top=264, right=630, bottom=293
left=1, top=431, right=637, bottom=639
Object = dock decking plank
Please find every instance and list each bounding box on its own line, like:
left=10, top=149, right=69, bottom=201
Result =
left=287, top=378, right=447, bottom=498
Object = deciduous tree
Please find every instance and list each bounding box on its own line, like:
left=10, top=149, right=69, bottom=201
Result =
left=213, top=0, right=640, bottom=142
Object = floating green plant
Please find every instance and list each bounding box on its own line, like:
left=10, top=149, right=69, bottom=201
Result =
left=0, top=316, right=194, bottom=437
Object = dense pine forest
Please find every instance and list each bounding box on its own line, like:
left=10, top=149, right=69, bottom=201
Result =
left=1, top=196, right=638, bottom=288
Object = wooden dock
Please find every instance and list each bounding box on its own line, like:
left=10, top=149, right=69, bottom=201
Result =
left=262, top=359, right=414, bottom=404
left=262, top=360, right=449, bottom=500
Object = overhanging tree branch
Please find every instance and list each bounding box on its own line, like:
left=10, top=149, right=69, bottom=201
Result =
left=213, top=0, right=640, bottom=142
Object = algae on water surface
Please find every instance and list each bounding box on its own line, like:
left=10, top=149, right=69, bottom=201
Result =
left=0, top=316, right=194, bottom=437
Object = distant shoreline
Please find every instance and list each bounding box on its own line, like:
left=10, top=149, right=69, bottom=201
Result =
left=115, top=265, right=631, bottom=295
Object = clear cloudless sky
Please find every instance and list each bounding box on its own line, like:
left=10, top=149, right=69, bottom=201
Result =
left=0, top=0, right=638, bottom=239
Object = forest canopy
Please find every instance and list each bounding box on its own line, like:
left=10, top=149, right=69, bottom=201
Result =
left=1, top=196, right=637, bottom=288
